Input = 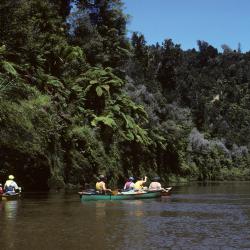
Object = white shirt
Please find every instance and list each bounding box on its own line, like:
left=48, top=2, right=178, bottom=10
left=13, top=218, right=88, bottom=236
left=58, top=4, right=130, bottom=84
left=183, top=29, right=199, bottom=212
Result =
left=4, top=180, right=18, bottom=190
left=149, top=182, right=162, bottom=190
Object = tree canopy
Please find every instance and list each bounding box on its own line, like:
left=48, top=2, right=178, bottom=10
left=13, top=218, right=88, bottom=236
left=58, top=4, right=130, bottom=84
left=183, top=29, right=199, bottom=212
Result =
left=0, top=0, right=249, bottom=190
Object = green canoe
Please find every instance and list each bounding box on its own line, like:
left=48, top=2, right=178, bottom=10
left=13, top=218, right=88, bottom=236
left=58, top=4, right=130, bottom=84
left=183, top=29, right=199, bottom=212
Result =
left=79, top=190, right=162, bottom=201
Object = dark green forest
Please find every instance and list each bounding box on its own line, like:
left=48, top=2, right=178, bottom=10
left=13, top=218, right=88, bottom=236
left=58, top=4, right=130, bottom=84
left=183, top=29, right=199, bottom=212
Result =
left=0, top=0, right=249, bottom=190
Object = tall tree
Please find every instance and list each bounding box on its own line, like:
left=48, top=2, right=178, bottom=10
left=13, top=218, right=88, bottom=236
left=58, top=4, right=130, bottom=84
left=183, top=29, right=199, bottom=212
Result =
left=72, top=0, right=131, bottom=67
left=157, top=39, right=182, bottom=92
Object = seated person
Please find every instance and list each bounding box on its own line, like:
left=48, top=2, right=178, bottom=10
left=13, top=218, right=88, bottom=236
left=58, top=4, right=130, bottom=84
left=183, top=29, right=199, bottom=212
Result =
left=123, top=177, right=135, bottom=191
left=4, top=175, right=19, bottom=194
left=134, top=176, right=147, bottom=191
left=95, top=175, right=111, bottom=194
left=149, top=176, right=162, bottom=191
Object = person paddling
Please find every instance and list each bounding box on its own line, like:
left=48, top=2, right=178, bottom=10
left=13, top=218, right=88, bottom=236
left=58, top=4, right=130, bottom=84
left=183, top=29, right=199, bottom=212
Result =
left=4, top=175, right=19, bottom=194
left=134, top=176, right=147, bottom=191
left=149, top=176, right=172, bottom=193
left=149, top=176, right=162, bottom=190
left=123, top=177, right=135, bottom=191
left=95, top=175, right=111, bottom=194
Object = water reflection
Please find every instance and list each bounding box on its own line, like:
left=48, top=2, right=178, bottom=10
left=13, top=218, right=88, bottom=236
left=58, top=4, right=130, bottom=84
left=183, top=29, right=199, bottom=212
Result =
left=124, top=200, right=145, bottom=217
left=0, top=202, right=3, bottom=213
left=95, top=201, right=107, bottom=219
left=0, top=201, right=19, bottom=250
left=1, top=200, right=19, bottom=220
left=0, top=183, right=250, bottom=250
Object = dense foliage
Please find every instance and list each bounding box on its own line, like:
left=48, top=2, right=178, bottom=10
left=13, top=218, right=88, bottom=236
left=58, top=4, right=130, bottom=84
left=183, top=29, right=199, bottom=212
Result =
left=0, top=0, right=249, bottom=190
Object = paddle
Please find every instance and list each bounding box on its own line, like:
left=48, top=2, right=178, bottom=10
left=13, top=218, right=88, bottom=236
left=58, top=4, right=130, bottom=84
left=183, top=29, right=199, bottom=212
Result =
left=111, top=190, right=119, bottom=195
left=105, top=189, right=113, bottom=197
left=161, top=187, right=172, bottom=195
left=163, top=187, right=172, bottom=192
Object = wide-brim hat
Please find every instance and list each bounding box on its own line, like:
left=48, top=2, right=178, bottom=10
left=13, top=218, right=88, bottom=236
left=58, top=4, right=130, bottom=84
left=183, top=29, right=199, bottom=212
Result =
left=8, top=175, right=15, bottom=180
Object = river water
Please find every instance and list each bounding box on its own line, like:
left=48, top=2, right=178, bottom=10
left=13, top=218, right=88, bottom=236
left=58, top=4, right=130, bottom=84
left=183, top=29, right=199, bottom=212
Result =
left=0, top=182, right=250, bottom=250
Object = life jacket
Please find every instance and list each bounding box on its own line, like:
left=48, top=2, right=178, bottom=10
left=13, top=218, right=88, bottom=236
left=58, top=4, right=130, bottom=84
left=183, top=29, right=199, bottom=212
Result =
left=4, top=180, right=16, bottom=192
left=5, top=185, right=15, bottom=192
left=96, top=181, right=104, bottom=191
left=124, top=181, right=133, bottom=190
left=134, top=180, right=144, bottom=190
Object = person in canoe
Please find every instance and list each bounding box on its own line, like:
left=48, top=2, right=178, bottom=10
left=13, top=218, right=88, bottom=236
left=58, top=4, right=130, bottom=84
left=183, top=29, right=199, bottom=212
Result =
left=134, top=176, right=148, bottom=191
left=4, top=175, right=20, bottom=194
left=148, top=176, right=162, bottom=190
left=123, top=177, right=135, bottom=191
left=95, top=175, right=112, bottom=194
left=149, top=176, right=172, bottom=194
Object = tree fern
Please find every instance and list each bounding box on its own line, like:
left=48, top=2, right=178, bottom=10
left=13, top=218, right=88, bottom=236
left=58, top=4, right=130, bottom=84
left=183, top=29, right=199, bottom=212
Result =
left=1, top=61, right=18, bottom=76
left=91, top=114, right=117, bottom=128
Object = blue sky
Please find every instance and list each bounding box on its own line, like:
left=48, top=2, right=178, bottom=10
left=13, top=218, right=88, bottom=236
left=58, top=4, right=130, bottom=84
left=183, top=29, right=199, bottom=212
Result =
left=123, top=0, right=250, bottom=52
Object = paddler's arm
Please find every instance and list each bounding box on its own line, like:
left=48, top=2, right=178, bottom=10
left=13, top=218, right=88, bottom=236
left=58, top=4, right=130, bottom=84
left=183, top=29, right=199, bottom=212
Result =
left=103, top=182, right=111, bottom=192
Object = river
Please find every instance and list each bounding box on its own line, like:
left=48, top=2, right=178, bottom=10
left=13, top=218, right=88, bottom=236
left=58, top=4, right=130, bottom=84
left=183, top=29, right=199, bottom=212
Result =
left=0, top=182, right=250, bottom=250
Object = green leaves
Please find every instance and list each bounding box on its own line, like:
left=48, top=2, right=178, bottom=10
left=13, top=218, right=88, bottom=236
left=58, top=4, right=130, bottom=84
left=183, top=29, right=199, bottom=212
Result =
left=75, top=66, right=152, bottom=147
left=1, top=61, right=18, bottom=76
left=83, top=67, right=124, bottom=92
left=61, top=46, right=85, bottom=62
left=0, top=45, right=6, bottom=55
left=121, top=116, right=151, bottom=145
left=91, top=114, right=117, bottom=128
left=35, top=69, right=64, bottom=90
left=96, top=86, right=103, bottom=96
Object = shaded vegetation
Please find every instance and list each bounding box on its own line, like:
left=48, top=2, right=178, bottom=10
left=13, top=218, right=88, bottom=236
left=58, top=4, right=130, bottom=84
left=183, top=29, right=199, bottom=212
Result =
left=0, top=0, right=249, bottom=190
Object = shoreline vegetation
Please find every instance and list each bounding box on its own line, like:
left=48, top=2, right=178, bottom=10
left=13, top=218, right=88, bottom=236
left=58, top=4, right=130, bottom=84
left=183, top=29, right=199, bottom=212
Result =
left=0, top=0, right=249, bottom=191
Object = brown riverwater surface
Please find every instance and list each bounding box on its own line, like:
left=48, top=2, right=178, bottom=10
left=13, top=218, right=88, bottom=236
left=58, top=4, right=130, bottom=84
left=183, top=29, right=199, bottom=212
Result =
left=0, top=182, right=250, bottom=250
